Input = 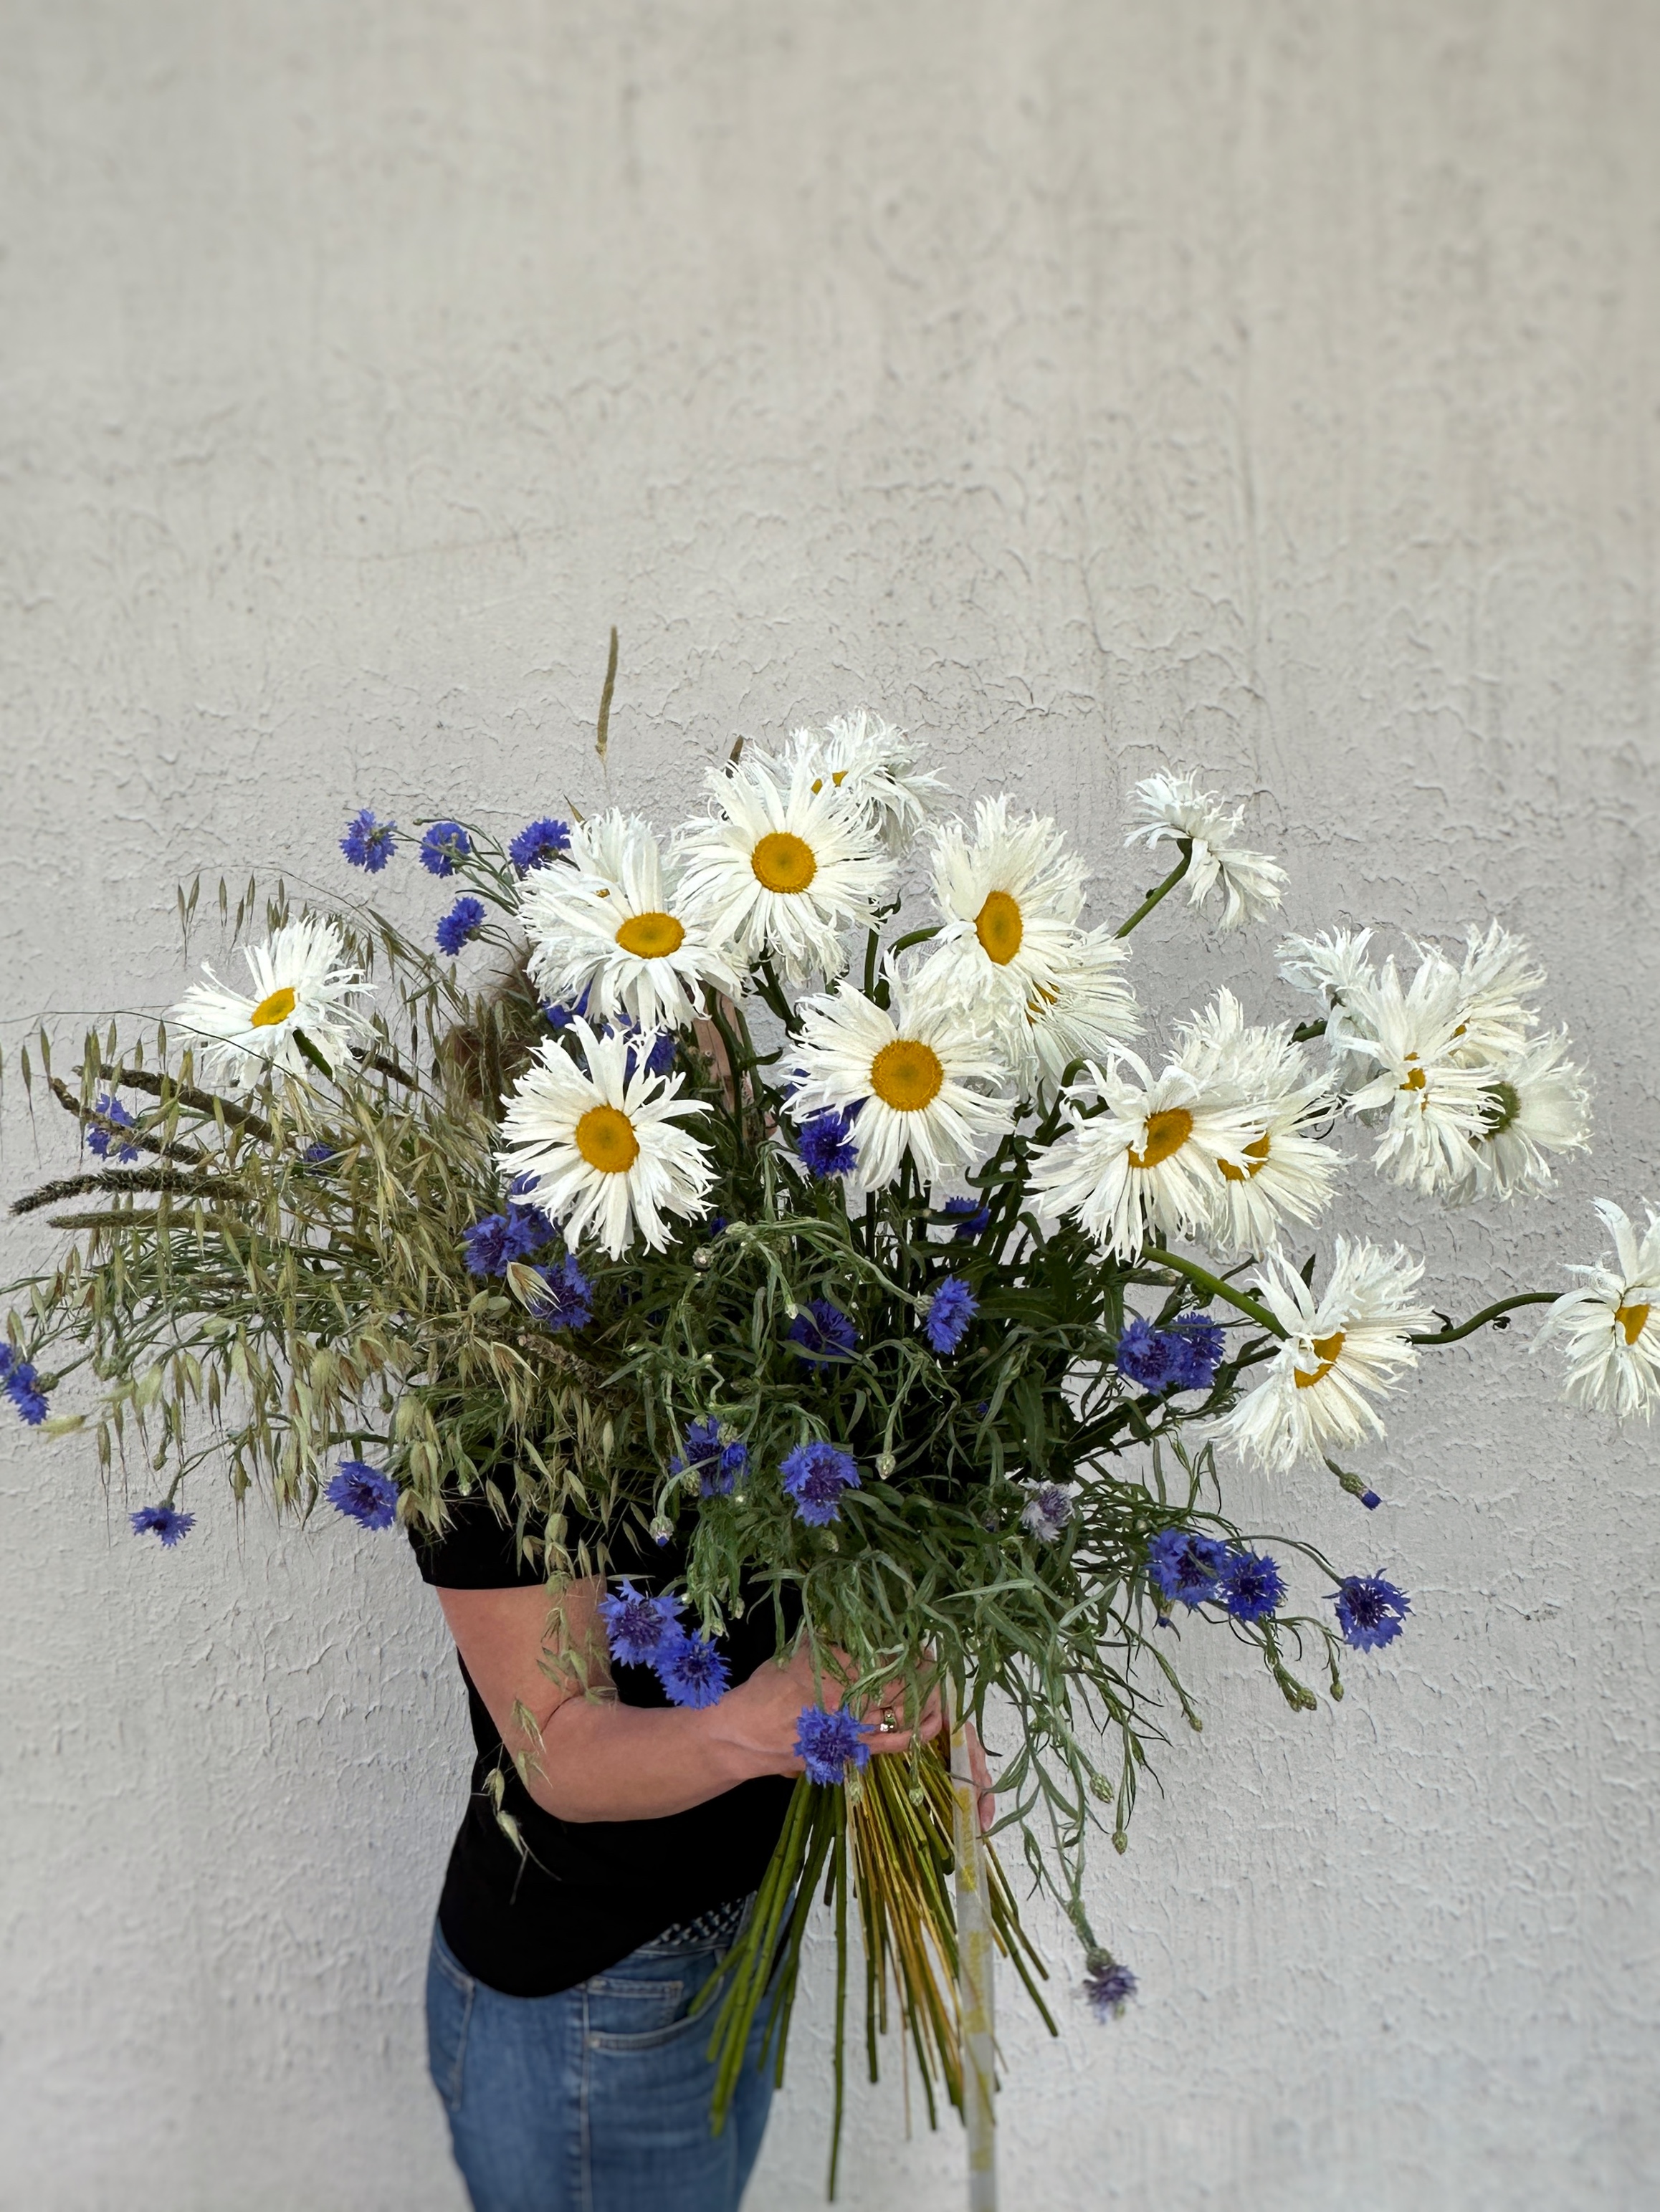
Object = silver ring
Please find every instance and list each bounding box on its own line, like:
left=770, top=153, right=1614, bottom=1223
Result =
left=879, top=1713, right=898, bottom=1733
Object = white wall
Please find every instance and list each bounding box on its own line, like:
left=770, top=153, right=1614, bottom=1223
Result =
left=2, top=4, right=1656, bottom=2206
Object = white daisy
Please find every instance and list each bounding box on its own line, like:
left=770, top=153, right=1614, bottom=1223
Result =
left=787, top=980, right=1013, bottom=1194
left=675, top=756, right=895, bottom=982
left=1277, top=927, right=1378, bottom=1009
left=1125, top=770, right=1287, bottom=931
left=1174, top=990, right=1342, bottom=1252
left=762, top=711, right=943, bottom=854
left=1219, top=1240, right=1435, bottom=1473
left=1537, top=1200, right=1660, bottom=1417
left=1453, top=1030, right=1593, bottom=1202
left=1026, top=1053, right=1267, bottom=1260
left=1333, top=957, right=1497, bottom=1192
left=1439, top=922, right=1544, bottom=1066
left=171, top=916, right=370, bottom=1088
left=496, top=1020, right=715, bottom=1259
left=1007, top=925, right=1140, bottom=1101
left=915, top=797, right=1089, bottom=1033
left=518, top=810, right=740, bottom=1033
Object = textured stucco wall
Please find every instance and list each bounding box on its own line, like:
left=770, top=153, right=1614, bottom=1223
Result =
left=2, top=4, right=1657, bottom=2207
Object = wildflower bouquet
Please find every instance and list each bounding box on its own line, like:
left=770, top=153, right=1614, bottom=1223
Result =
left=4, top=691, right=1651, bottom=2192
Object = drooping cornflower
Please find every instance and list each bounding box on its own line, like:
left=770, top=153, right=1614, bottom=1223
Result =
left=509, top=817, right=571, bottom=875
left=171, top=916, right=371, bottom=1088
left=0, top=1347, right=49, bottom=1425
left=528, top=1254, right=593, bottom=1333
left=941, top=1195, right=991, bottom=1240
left=1218, top=1548, right=1284, bottom=1623
left=1538, top=1199, right=1660, bottom=1418
left=797, top=1104, right=862, bottom=1180
left=462, top=1202, right=556, bottom=1278
left=1125, top=769, right=1286, bottom=931
left=670, top=1417, right=750, bottom=1497
left=1146, top=1528, right=1230, bottom=1608
left=795, top=1704, right=874, bottom=1786
left=85, top=1095, right=138, bottom=1162
left=130, top=1502, right=196, bottom=1546
left=1332, top=1574, right=1411, bottom=1651
left=597, top=1579, right=683, bottom=1667
left=340, top=808, right=397, bottom=871
left=656, top=1629, right=730, bottom=1709
left=923, top=1275, right=978, bottom=1354
left=419, top=820, right=472, bottom=876
left=787, top=1299, right=859, bottom=1366
left=1021, top=1480, right=1079, bottom=1543
left=1082, top=1949, right=1138, bottom=2021
left=435, top=896, right=487, bottom=957
left=325, top=1460, right=399, bottom=1530
left=781, top=1441, right=862, bottom=1526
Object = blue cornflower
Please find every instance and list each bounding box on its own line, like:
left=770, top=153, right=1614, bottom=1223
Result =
left=530, top=1254, right=593, bottom=1333
left=86, top=1095, right=138, bottom=1163
left=510, top=818, right=571, bottom=875
left=1218, top=1548, right=1284, bottom=1623
left=924, top=1276, right=978, bottom=1356
left=325, top=1460, right=399, bottom=1530
left=340, top=808, right=397, bottom=871
left=670, top=1417, right=750, bottom=1498
left=130, top=1503, right=196, bottom=1547
left=0, top=1349, right=49, bottom=1425
left=1165, top=1313, right=1225, bottom=1391
left=942, top=1196, right=991, bottom=1240
left=608, top=1020, right=677, bottom=1082
left=795, top=1704, right=874, bottom=1786
left=797, top=1106, right=861, bottom=1180
left=419, top=820, right=472, bottom=876
left=1115, top=1316, right=1182, bottom=1392
left=1332, top=1574, right=1411, bottom=1652
left=1082, top=1950, right=1138, bottom=2021
left=301, top=1142, right=336, bottom=1173
left=781, top=1441, right=861, bottom=1526
left=787, top=1299, right=859, bottom=1366
left=541, top=987, right=593, bottom=1032
left=435, top=896, right=487, bottom=957
left=597, top=1579, right=682, bottom=1667
left=463, top=1204, right=555, bottom=1277
left=657, top=1629, right=731, bottom=1709
left=1360, top=1489, right=1382, bottom=1511
left=1146, top=1528, right=1230, bottom=1608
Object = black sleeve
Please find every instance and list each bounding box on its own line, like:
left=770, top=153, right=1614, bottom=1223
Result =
left=408, top=1487, right=550, bottom=1590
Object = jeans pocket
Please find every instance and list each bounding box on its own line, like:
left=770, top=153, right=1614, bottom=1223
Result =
left=426, top=1933, right=476, bottom=2117
left=583, top=1966, right=700, bottom=2053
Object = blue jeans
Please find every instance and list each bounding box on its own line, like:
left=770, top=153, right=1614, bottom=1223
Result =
left=425, top=1921, right=776, bottom=2212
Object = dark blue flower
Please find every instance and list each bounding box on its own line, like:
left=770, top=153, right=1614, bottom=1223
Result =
left=1, top=1351, right=49, bottom=1424
left=340, top=808, right=397, bottom=871
left=670, top=1417, right=750, bottom=1497
left=325, top=1460, right=399, bottom=1530
left=1360, top=1489, right=1382, bottom=1511
left=787, top=1299, right=859, bottom=1366
left=1146, top=1528, right=1230, bottom=1608
left=781, top=1441, right=861, bottom=1526
left=1165, top=1313, right=1225, bottom=1390
left=419, top=820, right=472, bottom=876
left=924, top=1275, right=978, bottom=1355
left=435, top=896, right=487, bottom=956
left=795, top=1704, right=874, bottom=1786
left=463, top=1204, right=556, bottom=1277
left=1218, top=1548, right=1284, bottom=1623
left=597, top=1579, right=682, bottom=1667
left=86, top=1095, right=138, bottom=1163
left=797, top=1106, right=861, bottom=1180
left=1082, top=1950, right=1137, bottom=2021
left=130, top=1503, right=196, bottom=1546
left=942, top=1196, right=991, bottom=1240
left=1117, top=1313, right=1224, bottom=1394
left=530, top=1254, right=593, bottom=1332
left=1332, top=1574, right=1411, bottom=1652
left=510, top=818, right=571, bottom=875
left=657, top=1629, right=730, bottom=1709
left=607, top=1020, right=677, bottom=1082
left=301, top=1142, right=336, bottom=1173
left=1115, top=1316, right=1182, bottom=1392
left=541, top=987, right=592, bottom=1031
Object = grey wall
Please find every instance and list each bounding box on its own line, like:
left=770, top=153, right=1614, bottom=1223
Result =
left=2, top=4, right=1656, bottom=2207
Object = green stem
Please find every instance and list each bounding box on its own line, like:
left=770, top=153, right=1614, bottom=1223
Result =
left=1140, top=1248, right=1287, bottom=1338
left=1408, top=1291, right=1557, bottom=1346
left=1115, top=839, right=1193, bottom=938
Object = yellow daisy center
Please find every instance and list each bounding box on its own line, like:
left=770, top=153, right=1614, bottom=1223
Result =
left=974, top=890, right=1024, bottom=966
left=1218, top=1134, right=1272, bottom=1184
left=574, top=1104, right=640, bottom=1174
left=871, top=1038, right=945, bottom=1112
left=808, top=770, right=850, bottom=793
left=1616, top=1302, right=1651, bottom=1346
left=250, top=987, right=297, bottom=1029
left=1128, top=1107, right=1193, bottom=1170
left=615, top=911, right=686, bottom=959
left=1401, top=1054, right=1428, bottom=1093
left=1294, top=1329, right=1347, bottom=1389
left=752, top=832, right=818, bottom=894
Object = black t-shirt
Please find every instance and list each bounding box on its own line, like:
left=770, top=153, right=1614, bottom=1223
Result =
left=411, top=1491, right=795, bottom=1998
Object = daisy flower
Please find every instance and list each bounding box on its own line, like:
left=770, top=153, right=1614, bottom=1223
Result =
left=1007, top=926, right=1140, bottom=1101
left=676, top=756, right=895, bottom=982
left=519, top=810, right=740, bottom=1033
left=496, top=1020, right=715, bottom=1260
left=915, top=797, right=1089, bottom=1035
left=787, top=980, right=1013, bottom=1194
left=1537, top=1200, right=1660, bottom=1418
left=171, top=916, right=370, bottom=1088
left=1219, top=1240, right=1434, bottom=1473
left=1439, top=922, right=1545, bottom=1066
left=1454, top=1030, right=1592, bottom=1201
left=761, top=711, right=943, bottom=853
left=1174, top=990, right=1342, bottom=1251
left=1126, top=770, right=1287, bottom=931
left=1026, top=1053, right=1267, bottom=1260
left=1333, top=957, right=1497, bottom=1193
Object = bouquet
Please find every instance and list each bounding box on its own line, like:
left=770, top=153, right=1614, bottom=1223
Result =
left=5, top=670, right=1651, bottom=2193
